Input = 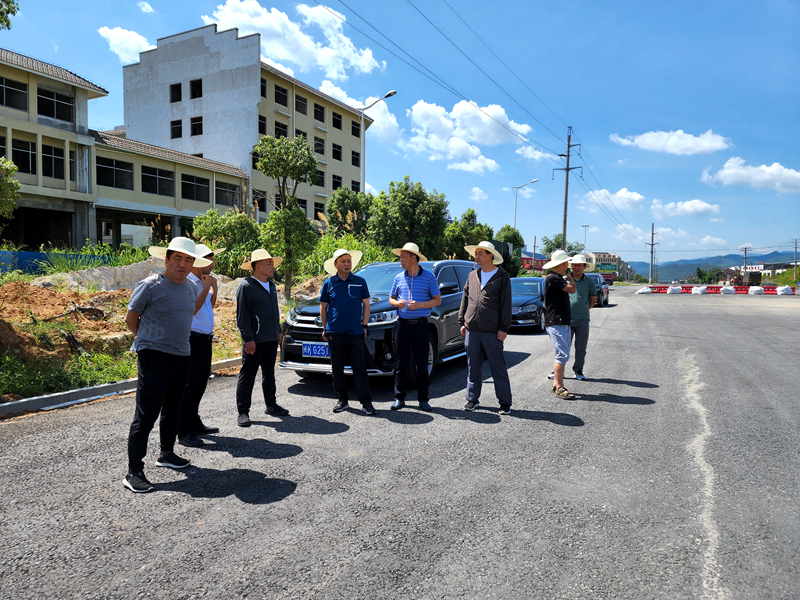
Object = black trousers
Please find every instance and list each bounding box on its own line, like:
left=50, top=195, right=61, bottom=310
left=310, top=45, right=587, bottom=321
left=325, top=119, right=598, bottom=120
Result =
left=127, top=349, right=190, bottom=473
left=235, top=340, right=278, bottom=415
left=178, top=333, right=213, bottom=436
left=327, top=333, right=372, bottom=403
left=394, top=319, right=430, bottom=402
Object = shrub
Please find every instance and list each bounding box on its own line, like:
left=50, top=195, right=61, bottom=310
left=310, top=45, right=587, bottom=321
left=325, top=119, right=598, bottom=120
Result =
left=301, top=232, right=396, bottom=278
left=192, top=210, right=261, bottom=279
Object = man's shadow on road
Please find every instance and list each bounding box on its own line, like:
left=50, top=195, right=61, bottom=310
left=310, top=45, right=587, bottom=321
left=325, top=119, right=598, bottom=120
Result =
left=157, top=467, right=296, bottom=505
left=255, top=414, right=350, bottom=435
left=199, top=435, right=303, bottom=460
left=589, top=378, right=659, bottom=389
left=573, top=393, right=655, bottom=405
left=431, top=406, right=583, bottom=427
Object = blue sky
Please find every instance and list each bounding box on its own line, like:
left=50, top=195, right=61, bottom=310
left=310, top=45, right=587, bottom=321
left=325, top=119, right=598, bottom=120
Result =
left=4, top=0, right=799, bottom=262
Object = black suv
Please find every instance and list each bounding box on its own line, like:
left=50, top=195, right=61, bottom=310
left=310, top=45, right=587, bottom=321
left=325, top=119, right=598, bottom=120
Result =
left=279, top=259, right=477, bottom=383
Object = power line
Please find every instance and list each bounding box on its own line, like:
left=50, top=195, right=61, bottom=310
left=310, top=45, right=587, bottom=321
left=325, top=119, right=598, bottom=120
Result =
left=314, top=0, right=565, bottom=163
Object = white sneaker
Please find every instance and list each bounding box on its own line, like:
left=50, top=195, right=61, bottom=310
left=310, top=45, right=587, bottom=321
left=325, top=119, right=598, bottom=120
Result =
left=547, top=372, right=555, bottom=380
left=574, top=371, right=587, bottom=381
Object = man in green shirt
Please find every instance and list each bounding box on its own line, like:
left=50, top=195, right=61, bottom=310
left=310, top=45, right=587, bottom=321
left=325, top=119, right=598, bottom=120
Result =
left=568, top=254, right=597, bottom=380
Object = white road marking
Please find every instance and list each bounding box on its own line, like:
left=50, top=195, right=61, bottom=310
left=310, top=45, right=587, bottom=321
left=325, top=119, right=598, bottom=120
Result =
left=683, top=349, right=729, bottom=600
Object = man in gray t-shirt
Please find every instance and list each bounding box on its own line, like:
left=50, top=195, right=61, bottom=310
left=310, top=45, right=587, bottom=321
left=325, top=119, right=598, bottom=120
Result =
left=122, top=238, right=210, bottom=494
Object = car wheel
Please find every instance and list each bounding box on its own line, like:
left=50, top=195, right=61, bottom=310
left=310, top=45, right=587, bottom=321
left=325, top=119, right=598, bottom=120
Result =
left=534, top=309, right=545, bottom=333
left=407, top=333, right=437, bottom=388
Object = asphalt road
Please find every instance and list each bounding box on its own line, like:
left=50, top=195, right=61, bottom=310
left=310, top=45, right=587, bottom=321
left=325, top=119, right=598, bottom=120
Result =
left=1, top=286, right=798, bottom=600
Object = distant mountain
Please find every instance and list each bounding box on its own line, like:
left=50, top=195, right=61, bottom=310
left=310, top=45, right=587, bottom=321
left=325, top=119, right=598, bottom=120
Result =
left=628, top=251, right=796, bottom=282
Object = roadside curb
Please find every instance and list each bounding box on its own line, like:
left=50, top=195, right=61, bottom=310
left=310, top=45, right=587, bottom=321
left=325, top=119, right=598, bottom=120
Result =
left=0, top=357, right=242, bottom=418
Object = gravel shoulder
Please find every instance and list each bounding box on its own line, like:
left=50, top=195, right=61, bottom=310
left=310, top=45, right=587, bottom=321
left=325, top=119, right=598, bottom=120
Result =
left=1, top=287, right=798, bottom=599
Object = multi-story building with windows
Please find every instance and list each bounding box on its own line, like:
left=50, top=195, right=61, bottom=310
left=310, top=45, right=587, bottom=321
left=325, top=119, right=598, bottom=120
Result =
left=0, top=48, right=246, bottom=248
left=123, top=24, right=372, bottom=222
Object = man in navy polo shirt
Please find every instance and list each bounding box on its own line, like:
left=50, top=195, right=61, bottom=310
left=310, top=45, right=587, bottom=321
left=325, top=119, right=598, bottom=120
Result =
left=388, top=242, right=441, bottom=412
left=319, top=248, right=376, bottom=415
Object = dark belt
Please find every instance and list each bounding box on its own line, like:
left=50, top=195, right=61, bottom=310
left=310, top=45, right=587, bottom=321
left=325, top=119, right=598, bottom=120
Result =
left=190, top=331, right=214, bottom=340
left=399, top=318, right=424, bottom=325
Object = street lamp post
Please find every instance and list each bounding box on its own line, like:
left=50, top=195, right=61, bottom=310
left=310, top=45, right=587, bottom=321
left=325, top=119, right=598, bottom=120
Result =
left=359, top=90, right=396, bottom=192
left=512, top=178, right=538, bottom=230
left=582, top=224, right=589, bottom=250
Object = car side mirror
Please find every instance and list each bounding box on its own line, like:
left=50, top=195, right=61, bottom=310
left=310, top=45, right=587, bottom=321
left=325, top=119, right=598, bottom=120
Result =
left=439, top=282, right=459, bottom=295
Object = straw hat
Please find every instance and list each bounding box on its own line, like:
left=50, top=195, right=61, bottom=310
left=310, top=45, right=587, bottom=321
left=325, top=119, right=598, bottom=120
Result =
left=194, top=243, right=226, bottom=258
left=568, top=253, right=595, bottom=272
left=148, top=237, right=212, bottom=268
left=324, top=248, right=363, bottom=275
left=543, top=249, right=571, bottom=270
left=392, top=242, right=428, bottom=263
left=464, top=241, right=503, bottom=265
left=240, top=249, right=283, bottom=271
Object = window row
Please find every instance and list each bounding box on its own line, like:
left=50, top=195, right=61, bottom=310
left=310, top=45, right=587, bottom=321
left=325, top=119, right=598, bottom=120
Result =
left=96, top=157, right=238, bottom=203
left=256, top=119, right=360, bottom=166
left=170, top=117, right=203, bottom=138
left=170, top=80, right=202, bottom=103
left=258, top=77, right=360, bottom=135
left=0, top=77, right=75, bottom=122
left=3, top=138, right=76, bottom=180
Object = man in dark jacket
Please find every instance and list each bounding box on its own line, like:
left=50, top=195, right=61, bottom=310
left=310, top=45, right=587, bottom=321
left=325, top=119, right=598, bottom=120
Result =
left=458, top=241, right=513, bottom=414
left=235, top=249, right=288, bottom=427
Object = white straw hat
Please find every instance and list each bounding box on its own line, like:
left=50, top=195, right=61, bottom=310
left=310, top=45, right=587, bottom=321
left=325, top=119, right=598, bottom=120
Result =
left=464, top=241, right=503, bottom=265
left=148, top=237, right=212, bottom=267
left=324, top=248, right=363, bottom=275
left=194, top=243, right=226, bottom=258
left=543, top=249, right=571, bottom=270
left=240, top=249, right=283, bottom=271
left=392, top=242, right=428, bottom=263
left=568, top=253, right=595, bottom=272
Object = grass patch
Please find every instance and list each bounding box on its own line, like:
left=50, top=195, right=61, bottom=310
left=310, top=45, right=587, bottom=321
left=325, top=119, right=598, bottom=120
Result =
left=0, top=270, right=35, bottom=287
left=17, top=318, right=79, bottom=350
left=1, top=352, right=137, bottom=398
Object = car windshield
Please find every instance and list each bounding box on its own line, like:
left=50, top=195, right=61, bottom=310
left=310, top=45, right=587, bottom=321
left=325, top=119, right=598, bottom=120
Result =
left=353, top=262, right=404, bottom=294
left=511, top=280, right=541, bottom=295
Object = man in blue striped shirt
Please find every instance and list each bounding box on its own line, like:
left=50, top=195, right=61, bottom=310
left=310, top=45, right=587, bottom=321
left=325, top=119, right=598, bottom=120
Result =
left=388, top=243, right=441, bottom=412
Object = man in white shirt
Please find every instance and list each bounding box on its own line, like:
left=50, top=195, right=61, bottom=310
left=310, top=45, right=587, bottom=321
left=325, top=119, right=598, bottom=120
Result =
left=178, top=244, right=224, bottom=447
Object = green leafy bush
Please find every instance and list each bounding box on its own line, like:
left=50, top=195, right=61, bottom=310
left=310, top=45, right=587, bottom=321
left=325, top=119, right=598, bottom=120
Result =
left=301, top=231, right=396, bottom=278
left=192, top=210, right=261, bottom=279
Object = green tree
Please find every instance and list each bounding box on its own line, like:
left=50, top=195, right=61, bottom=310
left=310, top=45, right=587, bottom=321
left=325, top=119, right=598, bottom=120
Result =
left=443, top=208, right=494, bottom=260
left=540, top=233, right=584, bottom=256
left=301, top=231, right=396, bottom=278
left=0, top=157, right=20, bottom=233
left=260, top=199, right=318, bottom=299
left=253, top=135, right=318, bottom=210
left=192, top=209, right=260, bottom=279
left=495, top=224, right=525, bottom=251
left=367, top=176, right=449, bottom=260
left=633, top=273, right=648, bottom=283
left=0, top=0, right=18, bottom=30
left=325, top=188, right=374, bottom=236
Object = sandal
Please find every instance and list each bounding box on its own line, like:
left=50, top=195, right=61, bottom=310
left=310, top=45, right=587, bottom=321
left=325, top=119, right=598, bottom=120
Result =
left=552, top=386, right=576, bottom=400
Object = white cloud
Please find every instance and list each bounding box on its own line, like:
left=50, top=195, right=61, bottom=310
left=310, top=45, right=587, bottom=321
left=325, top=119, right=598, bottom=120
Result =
left=515, top=146, right=552, bottom=162
left=51, top=42, right=58, bottom=53
left=138, top=2, right=154, bottom=13
left=701, top=157, right=800, bottom=194
left=709, top=217, right=724, bottom=223
left=610, top=129, right=731, bottom=155
left=579, top=188, right=645, bottom=214
left=261, top=56, right=294, bottom=77
left=97, top=26, right=155, bottom=64
left=318, top=81, right=401, bottom=144
left=617, top=158, right=628, bottom=164
left=365, top=182, right=377, bottom=195
left=588, top=226, right=601, bottom=233
left=655, top=227, right=689, bottom=239
left=613, top=223, right=649, bottom=243
left=651, top=198, right=721, bottom=219
left=403, top=100, right=529, bottom=174
left=470, top=187, right=487, bottom=202
left=201, top=0, right=384, bottom=81
left=516, top=186, right=534, bottom=199
left=696, top=235, right=727, bottom=247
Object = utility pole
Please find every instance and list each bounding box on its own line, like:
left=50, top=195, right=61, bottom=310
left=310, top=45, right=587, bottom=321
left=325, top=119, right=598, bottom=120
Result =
left=645, top=223, right=658, bottom=283
left=532, top=236, right=537, bottom=271
left=553, top=126, right=581, bottom=250
left=794, top=239, right=798, bottom=283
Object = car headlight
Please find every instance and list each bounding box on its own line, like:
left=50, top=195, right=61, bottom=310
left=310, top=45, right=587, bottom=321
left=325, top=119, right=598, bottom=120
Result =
left=285, top=308, right=298, bottom=324
left=517, top=303, right=536, bottom=315
left=368, top=310, right=398, bottom=325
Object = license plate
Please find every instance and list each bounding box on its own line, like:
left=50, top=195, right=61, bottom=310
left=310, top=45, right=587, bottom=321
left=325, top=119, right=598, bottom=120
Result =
left=302, top=342, right=330, bottom=358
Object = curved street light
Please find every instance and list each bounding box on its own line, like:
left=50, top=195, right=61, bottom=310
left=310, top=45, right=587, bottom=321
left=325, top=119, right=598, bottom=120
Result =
left=359, top=90, right=397, bottom=191
left=512, top=178, right=538, bottom=230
